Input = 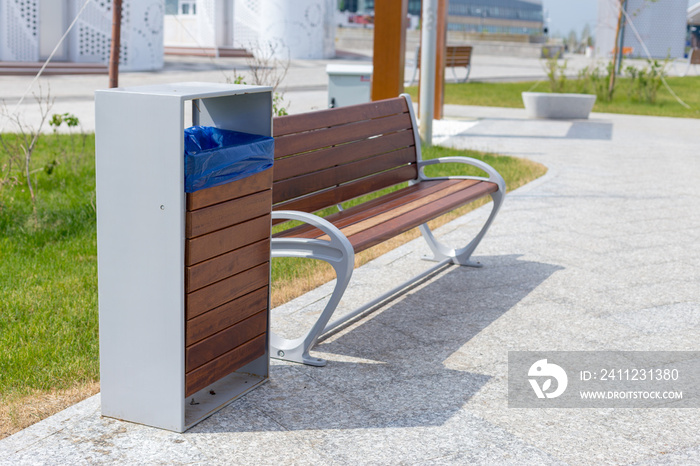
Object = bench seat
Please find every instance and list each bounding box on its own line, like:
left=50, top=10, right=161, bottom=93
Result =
left=274, top=179, right=498, bottom=253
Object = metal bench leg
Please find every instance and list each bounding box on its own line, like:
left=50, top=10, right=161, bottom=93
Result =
left=462, top=64, right=471, bottom=83
left=269, top=211, right=354, bottom=366
left=419, top=189, right=504, bottom=267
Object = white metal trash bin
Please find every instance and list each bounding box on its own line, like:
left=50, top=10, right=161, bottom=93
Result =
left=326, top=64, right=373, bottom=108
left=95, top=82, right=273, bottom=432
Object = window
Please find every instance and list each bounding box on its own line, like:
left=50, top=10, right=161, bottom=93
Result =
left=179, top=0, right=196, bottom=15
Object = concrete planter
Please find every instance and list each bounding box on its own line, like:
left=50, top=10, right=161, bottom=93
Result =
left=522, top=92, right=597, bottom=119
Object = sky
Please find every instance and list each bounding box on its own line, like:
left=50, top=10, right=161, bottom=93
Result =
left=541, top=0, right=700, bottom=39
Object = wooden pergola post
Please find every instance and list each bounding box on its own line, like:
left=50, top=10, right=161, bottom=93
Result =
left=109, top=0, right=122, bottom=88
left=434, top=0, right=447, bottom=119
left=371, top=0, right=408, bottom=101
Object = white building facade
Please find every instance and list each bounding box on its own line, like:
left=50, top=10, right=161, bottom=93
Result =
left=164, top=0, right=335, bottom=59
left=596, top=0, right=687, bottom=59
left=0, top=0, right=164, bottom=71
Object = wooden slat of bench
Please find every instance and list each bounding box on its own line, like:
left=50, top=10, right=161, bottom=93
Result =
left=185, top=333, right=266, bottom=397
left=187, top=169, right=272, bottom=211
left=273, top=147, right=416, bottom=205
left=417, top=46, right=472, bottom=67
left=186, top=286, right=268, bottom=346
left=186, top=263, right=269, bottom=319
left=186, top=190, right=272, bottom=238
left=276, top=179, right=497, bottom=253
left=284, top=180, right=477, bottom=240
left=186, top=238, right=270, bottom=292
left=275, top=112, right=413, bottom=159
left=348, top=181, right=498, bottom=252
left=274, top=130, right=415, bottom=182
left=273, top=97, right=409, bottom=137
left=272, top=165, right=418, bottom=216
left=339, top=181, right=486, bottom=238
left=186, top=310, right=267, bottom=373
left=274, top=180, right=476, bottom=239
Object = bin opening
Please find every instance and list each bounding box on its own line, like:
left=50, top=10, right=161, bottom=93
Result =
left=184, top=126, right=274, bottom=193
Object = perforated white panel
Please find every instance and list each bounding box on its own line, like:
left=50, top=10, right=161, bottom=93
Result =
left=232, top=0, right=261, bottom=49
left=0, top=0, right=40, bottom=61
left=69, top=0, right=163, bottom=71
left=196, top=0, right=217, bottom=46
left=70, top=0, right=126, bottom=65
left=125, top=1, right=164, bottom=70
left=258, top=0, right=335, bottom=59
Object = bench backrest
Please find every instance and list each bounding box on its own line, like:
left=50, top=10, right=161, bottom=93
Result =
left=417, top=45, right=472, bottom=67
left=272, top=95, right=419, bottom=214
left=691, top=48, right=700, bottom=65
left=446, top=45, right=472, bottom=67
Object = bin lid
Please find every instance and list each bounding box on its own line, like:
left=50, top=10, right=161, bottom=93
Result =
left=326, top=64, right=373, bottom=76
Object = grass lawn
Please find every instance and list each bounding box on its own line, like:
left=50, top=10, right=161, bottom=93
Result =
left=0, top=133, right=100, bottom=437
left=0, top=132, right=546, bottom=439
left=406, top=76, right=700, bottom=119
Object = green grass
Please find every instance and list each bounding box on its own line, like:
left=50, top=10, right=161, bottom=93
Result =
left=0, top=133, right=98, bottom=400
left=406, top=76, right=700, bottom=119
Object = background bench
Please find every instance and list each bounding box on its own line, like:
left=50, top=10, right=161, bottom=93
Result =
left=269, top=94, right=504, bottom=366
left=409, top=45, right=473, bottom=85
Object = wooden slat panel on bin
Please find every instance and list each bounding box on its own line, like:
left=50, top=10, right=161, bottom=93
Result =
left=187, top=169, right=272, bottom=211
left=186, top=190, right=271, bottom=238
left=186, top=286, right=268, bottom=346
left=185, top=334, right=266, bottom=397
left=186, top=214, right=270, bottom=266
left=186, top=238, right=270, bottom=292
left=186, top=310, right=267, bottom=372
left=186, top=263, right=269, bottom=319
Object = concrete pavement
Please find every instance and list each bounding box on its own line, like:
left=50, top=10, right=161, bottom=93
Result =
left=1, top=52, right=699, bottom=464
left=1, top=102, right=699, bottom=463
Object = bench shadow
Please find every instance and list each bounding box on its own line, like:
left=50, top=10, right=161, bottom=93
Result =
left=189, top=254, right=562, bottom=434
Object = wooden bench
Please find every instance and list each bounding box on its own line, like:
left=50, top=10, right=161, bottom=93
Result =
left=269, top=94, right=505, bottom=366
left=409, top=45, right=473, bottom=85
left=682, top=48, right=700, bottom=76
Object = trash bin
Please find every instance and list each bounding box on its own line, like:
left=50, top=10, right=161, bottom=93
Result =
left=184, top=126, right=274, bottom=193
left=95, top=83, right=273, bottom=432
left=326, top=64, right=373, bottom=108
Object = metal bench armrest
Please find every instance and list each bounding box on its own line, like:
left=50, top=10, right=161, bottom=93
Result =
left=269, top=210, right=354, bottom=366
left=417, top=157, right=506, bottom=193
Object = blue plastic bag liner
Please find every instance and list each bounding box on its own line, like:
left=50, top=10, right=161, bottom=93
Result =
left=184, top=126, right=274, bottom=193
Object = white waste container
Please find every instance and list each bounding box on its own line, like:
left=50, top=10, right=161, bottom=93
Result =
left=326, top=64, right=373, bottom=108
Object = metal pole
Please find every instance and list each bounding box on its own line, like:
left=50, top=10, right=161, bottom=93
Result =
left=419, top=0, right=437, bottom=146
left=616, top=0, right=628, bottom=75
left=608, top=0, right=624, bottom=99
left=109, top=0, right=123, bottom=88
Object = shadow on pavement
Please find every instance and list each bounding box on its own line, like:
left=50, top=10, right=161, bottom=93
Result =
left=458, top=119, right=613, bottom=141
left=189, top=254, right=563, bottom=433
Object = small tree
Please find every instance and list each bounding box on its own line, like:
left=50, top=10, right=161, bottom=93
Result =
left=0, top=86, right=54, bottom=209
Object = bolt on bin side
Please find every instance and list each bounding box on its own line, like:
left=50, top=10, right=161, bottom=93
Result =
left=95, top=82, right=273, bottom=432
